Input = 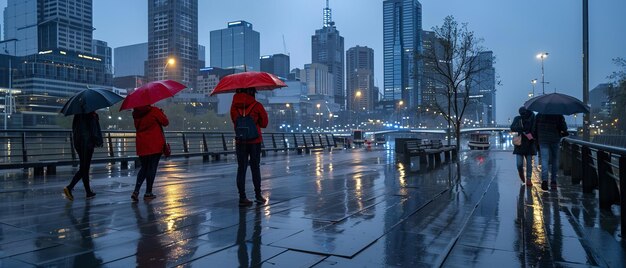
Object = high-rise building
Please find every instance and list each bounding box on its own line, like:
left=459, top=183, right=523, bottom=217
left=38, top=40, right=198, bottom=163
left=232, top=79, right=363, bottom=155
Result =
left=2, top=0, right=111, bottom=128
left=147, top=0, right=199, bottom=90
left=198, top=44, right=206, bottom=68
left=304, top=63, right=333, bottom=97
left=467, top=51, right=496, bottom=124
left=383, top=0, right=422, bottom=109
left=312, top=0, right=344, bottom=109
left=346, top=46, right=375, bottom=112
left=114, top=43, right=148, bottom=77
left=210, top=21, right=260, bottom=72
left=260, top=53, right=290, bottom=79
left=4, top=0, right=94, bottom=56
left=420, top=30, right=446, bottom=108
left=93, top=40, right=112, bottom=75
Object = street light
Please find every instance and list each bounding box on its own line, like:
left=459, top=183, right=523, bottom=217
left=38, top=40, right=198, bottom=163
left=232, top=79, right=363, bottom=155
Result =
left=162, top=57, right=175, bottom=79
left=531, top=79, right=537, bottom=97
left=536, top=52, right=548, bottom=94
left=316, top=103, right=321, bottom=130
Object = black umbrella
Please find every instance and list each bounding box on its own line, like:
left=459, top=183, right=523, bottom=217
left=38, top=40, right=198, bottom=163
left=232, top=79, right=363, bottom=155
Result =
left=523, top=92, right=590, bottom=115
left=60, top=88, right=124, bottom=116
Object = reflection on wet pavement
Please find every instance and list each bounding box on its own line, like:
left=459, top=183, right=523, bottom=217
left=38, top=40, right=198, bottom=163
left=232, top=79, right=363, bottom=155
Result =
left=0, top=147, right=624, bottom=267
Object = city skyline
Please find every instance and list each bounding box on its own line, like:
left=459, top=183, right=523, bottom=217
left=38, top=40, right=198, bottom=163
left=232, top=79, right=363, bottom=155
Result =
left=1, top=0, right=624, bottom=123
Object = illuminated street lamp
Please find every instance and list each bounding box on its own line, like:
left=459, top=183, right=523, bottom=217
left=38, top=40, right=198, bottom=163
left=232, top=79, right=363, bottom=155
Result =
left=536, top=52, right=548, bottom=94
left=163, top=57, right=175, bottom=79
left=531, top=79, right=537, bottom=97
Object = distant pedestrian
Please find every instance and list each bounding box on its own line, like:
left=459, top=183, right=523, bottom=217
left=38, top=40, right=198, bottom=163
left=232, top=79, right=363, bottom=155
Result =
left=230, top=88, right=268, bottom=206
left=535, top=113, right=568, bottom=190
left=132, top=105, right=169, bottom=201
left=64, top=112, right=103, bottom=201
left=510, top=107, right=536, bottom=186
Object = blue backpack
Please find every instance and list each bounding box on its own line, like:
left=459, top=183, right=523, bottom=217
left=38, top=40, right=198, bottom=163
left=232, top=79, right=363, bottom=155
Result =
left=235, top=102, right=259, bottom=141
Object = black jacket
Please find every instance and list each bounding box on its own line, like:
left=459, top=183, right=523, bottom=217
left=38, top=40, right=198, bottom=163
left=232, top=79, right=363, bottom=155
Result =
left=510, top=113, right=537, bottom=155
left=535, top=114, right=568, bottom=144
left=72, top=112, right=103, bottom=149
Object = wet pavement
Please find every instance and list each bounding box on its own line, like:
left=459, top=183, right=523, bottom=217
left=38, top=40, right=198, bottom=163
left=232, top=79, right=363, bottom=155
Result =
left=0, top=146, right=624, bottom=267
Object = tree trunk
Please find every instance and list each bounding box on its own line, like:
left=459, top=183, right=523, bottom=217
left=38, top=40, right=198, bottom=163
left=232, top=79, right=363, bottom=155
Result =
left=455, top=125, right=461, bottom=161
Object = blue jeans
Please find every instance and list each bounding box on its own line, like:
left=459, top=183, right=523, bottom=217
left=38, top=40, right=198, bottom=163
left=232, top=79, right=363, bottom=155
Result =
left=516, top=154, right=533, bottom=180
left=539, top=142, right=560, bottom=182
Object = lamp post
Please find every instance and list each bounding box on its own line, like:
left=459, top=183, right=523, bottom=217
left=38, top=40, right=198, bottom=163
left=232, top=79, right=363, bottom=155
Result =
left=1, top=38, right=18, bottom=130
left=536, top=52, right=548, bottom=94
left=354, top=90, right=361, bottom=126
left=162, top=58, right=175, bottom=80
left=531, top=79, right=537, bottom=97
left=316, top=103, right=321, bottom=130
left=396, top=100, right=404, bottom=126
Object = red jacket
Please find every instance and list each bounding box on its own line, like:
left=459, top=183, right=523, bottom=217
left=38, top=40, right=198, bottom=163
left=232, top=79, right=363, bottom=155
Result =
left=133, top=106, right=169, bottom=156
left=230, top=93, right=268, bottom=144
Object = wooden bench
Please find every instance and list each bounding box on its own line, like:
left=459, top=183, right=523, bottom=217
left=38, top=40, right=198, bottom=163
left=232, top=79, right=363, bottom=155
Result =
left=403, top=140, right=457, bottom=171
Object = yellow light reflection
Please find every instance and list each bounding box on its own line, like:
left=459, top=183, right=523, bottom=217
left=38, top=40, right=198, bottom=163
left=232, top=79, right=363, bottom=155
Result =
left=397, top=162, right=407, bottom=187
left=530, top=191, right=547, bottom=246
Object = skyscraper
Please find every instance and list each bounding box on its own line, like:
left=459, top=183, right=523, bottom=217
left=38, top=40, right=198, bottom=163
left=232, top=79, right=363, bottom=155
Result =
left=383, top=0, right=422, bottom=109
left=4, top=0, right=94, bottom=56
left=312, top=0, right=344, bottom=109
left=468, top=51, right=496, bottom=124
left=114, top=43, right=148, bottom=77
left=260, top=53, right=290, bottom=79
left=210, top=20, right=260, bottom=72
left=346, top=46, right=375, bottom=112
left=93, top=39, right=112, bottom=75
left=420, top=30, right=446, bottom=108
left=147, top=0, right=198, bottom=90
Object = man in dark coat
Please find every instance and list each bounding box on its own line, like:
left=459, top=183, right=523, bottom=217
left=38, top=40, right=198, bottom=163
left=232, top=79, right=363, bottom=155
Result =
left=535, top=113, right=568, bottom=190
left=510, top=107, right=537, bottom=186
left=230, top=88, right=268, bottom=206
left=64, top=112, right=103, bottom=200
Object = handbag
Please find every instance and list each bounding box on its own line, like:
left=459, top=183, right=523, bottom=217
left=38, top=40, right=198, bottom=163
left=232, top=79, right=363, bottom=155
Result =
left=162, top=142, right=171, bottom=157
left=160, top=125, right=171, bottom=157
left=513, top=119, right=523, bottom=146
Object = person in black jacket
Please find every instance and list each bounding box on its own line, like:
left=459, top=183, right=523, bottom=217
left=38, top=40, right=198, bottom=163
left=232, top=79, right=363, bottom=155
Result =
left=535, top=113, right=568, bottom=190
left=63, top=112, right=103, bottom=201
left=510, top=107, right=537, bottom=186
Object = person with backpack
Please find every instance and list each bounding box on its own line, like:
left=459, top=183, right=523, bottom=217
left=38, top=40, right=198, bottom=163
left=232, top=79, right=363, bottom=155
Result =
left=230, top=88, right=268, bottom=206
left=535, top=113, right=568, bottom=190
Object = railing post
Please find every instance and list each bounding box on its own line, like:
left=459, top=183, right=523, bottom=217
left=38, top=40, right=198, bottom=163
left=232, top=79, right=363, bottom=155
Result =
left=271, top=133, right=277, bottom=153
left=21, top=132, right=27, bottom=163
left=302, top=134, right=309, bottom=154
left=596, top=151, right=619, bottom=209
left=581, top=146, right=596, bottom=193
left=318, top=134, right=323, bottom=148
left=202, top=133, right=209, bottom=162
left=261, top=141, right=267, bottom=157
left=571, top=144, right=582, bottom=185
left=619, top=155, right=626, bottom=238
left=325, top=134, right=331, bottom=150
left=182, top=133, right=189, bottom=158
left=221, top=133, right=228, bottom=151
left=107, top=132, right=114, bottom=158
left=293, top=134, right=301, bottom=154
left=562, top=141, right=572, bottom=176
left=282, top=133, right=288, bottom=152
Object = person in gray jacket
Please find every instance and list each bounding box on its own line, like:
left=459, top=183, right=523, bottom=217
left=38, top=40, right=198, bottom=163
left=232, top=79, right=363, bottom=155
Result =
left=535, top=113, right=568, bottom=190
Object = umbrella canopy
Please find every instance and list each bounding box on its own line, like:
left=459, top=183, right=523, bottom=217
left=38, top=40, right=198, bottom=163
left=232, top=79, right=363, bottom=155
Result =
left=210, top=71, right=286, bottom=96
left=60, top=88, right=124, bottom=116
left=120, top=80, right=186, bottom=111
left=523, top=92, right=590, bottom=115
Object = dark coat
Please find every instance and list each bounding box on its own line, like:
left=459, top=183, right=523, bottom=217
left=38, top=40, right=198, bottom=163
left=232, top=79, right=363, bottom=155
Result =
left=535, top=114, right=568, bottom=144
left=72, top=112, right=103, bottom=149
left=510, top=113, right=537, bottom=155
left=230, top=92, right=268, bottom=144
left=133, top=106, right=169, bottom=156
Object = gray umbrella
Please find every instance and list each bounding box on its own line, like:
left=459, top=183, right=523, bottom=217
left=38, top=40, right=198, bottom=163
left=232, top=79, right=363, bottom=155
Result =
left=523, top=92, right=590, bottom=115
left=60, top=88, right=124, bottom=116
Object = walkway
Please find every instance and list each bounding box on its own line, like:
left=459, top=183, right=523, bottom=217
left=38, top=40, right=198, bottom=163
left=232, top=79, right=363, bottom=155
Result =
left=0, top=147, right=624, bottom=267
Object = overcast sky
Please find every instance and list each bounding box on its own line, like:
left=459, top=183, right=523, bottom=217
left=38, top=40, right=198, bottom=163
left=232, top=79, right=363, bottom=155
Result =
left=2, top=0, right=625, bottom=123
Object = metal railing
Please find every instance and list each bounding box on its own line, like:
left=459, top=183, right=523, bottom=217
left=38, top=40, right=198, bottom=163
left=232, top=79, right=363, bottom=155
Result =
left=560, top=137, right=625, bottom=237
left=0, top=130, right=338, bottom=173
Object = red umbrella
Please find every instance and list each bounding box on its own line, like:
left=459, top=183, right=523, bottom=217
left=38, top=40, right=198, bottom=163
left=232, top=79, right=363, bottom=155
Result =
left=120, top=80, right=186, bottom=111
left=210, top=71, right=286, bottom=96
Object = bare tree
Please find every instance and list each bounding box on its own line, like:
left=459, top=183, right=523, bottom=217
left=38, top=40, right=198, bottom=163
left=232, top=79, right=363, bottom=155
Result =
left=418, top=16, right=492, bottom=155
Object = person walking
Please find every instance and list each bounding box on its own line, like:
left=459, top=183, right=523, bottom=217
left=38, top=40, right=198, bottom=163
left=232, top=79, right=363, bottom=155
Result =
left=535, top=113, right=568, bottom=190
left=63, top=112, right=103, bottom=201
left=510, top=107, right=537, bottom=186
left=230, top=88, right=268, bottom=206
left=131, top=105, right=169, bottom=201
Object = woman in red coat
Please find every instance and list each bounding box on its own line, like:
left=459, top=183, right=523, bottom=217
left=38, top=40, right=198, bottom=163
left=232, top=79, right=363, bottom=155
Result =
left=132, top=105, right=169, bottom=201
left=230, top=88, right=268, bottom=206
